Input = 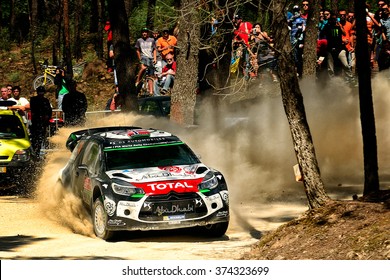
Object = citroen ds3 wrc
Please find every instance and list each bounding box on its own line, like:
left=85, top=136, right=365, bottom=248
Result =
left=60, top=126, right=229, bottom=240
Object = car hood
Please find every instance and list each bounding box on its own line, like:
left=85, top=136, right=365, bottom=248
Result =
left=0, top=138, right=31, bottom=161
left=106, top=164, right=211, bottom=195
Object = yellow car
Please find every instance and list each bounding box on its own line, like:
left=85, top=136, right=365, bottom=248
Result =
left=0, top=105, right=34, bottom=190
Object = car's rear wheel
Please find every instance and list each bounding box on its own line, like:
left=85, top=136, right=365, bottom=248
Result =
left=92, top=197, right=113, bottom=240
left=202, top=221, right=229, bottom=237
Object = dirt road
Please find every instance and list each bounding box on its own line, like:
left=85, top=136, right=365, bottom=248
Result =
left=0, top=193, right=308, bottom=260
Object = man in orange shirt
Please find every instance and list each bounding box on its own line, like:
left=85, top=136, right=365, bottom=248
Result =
left=339, top=9, right=355, bottom=71
left=156, top=29, right=177, bottom=64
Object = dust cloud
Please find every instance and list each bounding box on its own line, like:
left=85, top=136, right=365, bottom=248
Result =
left=34, top=72, right=390, bottom=236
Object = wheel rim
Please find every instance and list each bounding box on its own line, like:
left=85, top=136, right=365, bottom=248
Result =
left=94, top=202, right=106, bottom=236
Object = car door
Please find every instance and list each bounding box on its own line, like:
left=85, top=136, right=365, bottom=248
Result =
left=74, top=141, right=101, bottom=205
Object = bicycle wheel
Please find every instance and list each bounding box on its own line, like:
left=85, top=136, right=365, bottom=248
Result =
left=33, top=75, right=55, bottom=90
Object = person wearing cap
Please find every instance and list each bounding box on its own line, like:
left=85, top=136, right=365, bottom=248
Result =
left=135, top=27, right=157, bottom=95
left=233, top=14, right=253, bottom=47
left=232, top=14, right=253, bottom=79
left=29, top=86, right=52, bottom=158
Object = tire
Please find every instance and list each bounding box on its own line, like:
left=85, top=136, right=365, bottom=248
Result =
left=202, top=221, right=229, bottom=237
left=92, top=197, right=113, bottom=240
left=33, top=75, right=55, bottom=90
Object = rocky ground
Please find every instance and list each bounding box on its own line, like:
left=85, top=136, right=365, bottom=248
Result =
left=243, top=198, right=390, bottom=260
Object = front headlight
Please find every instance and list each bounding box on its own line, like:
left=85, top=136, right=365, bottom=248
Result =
left=198, top=172, right=218, bottom=190
left=111, top=178, right=145, bottom=196
left=12, top=149, right=31, bottom=162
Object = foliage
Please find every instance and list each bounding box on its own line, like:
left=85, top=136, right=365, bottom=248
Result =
left=7, top=71, right=21, bottom=83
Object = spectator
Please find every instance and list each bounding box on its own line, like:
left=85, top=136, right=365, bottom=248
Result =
left=135, top=27, right=157, bottom=95
left=104, top=20, right=114, bottom=72
left=250, top=23, right=278, bottom=82
left=375, top=1, right=388, bottom=22
left=152, top=30, right=163, bottom=77
left=323, top=12, right=354, bottom=83
left=288, top=5, right=306, bottom=78
left=0, top=87, right=15, bottom=102
left=105, top=86, right=120, bottom=111
left=378, top=7, right=390, bottom=70
left=319, top=9, right=331, bottom=38
left=301, top=1, right=309, bottom=20
left=233, top=14, right=253, bottom=79
left=54, top=67, right=69, bottom=109
left=159, top=53, right=176, bottom=95
left=6, top=84, right=13, bottom=98
left=9, top=86, right=29, bottom=124
left=339, top=9, right=356, bottom=80
left=156, top=29, right=177, bottom=65
left=62, top=80, right=88, bottom=126
left=29, top=86, right=52, bottom=158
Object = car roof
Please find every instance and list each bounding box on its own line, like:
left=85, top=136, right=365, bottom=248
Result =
left=66, top=126, right=183, bottom=151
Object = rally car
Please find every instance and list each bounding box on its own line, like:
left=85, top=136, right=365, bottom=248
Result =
left=60, top=126, right=229, bottom=240
left=0, top=103, right=34, bottom=190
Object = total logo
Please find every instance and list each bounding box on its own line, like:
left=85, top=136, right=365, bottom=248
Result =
left=134, top=179, right=204, bottom=194
left=148, top=181, right=195, bottom=191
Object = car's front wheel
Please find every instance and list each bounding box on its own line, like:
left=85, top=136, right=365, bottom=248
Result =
left=92, top=197, right=113, bottom=240
left=202, top=221, right=229, bottom=237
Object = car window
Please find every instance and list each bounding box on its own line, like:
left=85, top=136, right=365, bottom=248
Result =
left=0, top=115, right=25, bottom=138
left=81, top=141, right=101, bottom=175
left=105, top=143, right=200, bottom=170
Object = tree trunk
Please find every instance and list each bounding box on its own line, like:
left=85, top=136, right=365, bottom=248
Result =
left=272, top=0, right=330, bottom=209
left=171, top=0, right=200, bottom=126
left=30, top=0, right=39, bottom=74
left=10, top=0, right=16, bottom=39
left=73, top=0, right=83, bottom=60
left=354, top=0, right=380, bottom=196
left=108, top=0, right=138, bottom=111
left=63, top=0, right=73, bottom=77
left=52, top=0, right=62, bottom=66
left=302, top=0, right=319, bottom=78
left=146, top=0, right=156, bottom=30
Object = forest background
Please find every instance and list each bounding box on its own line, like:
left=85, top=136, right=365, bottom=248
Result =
left=0, top=0, right=380, bottom=112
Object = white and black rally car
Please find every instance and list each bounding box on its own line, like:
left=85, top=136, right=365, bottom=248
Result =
left=60, top=126, right=229, bottom=240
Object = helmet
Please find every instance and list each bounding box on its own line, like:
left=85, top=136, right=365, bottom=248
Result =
left=36, top=86, right=46, bottom=93
left=141, top=27, right=149, bottom=32
left=234, top=14, right=242, bottom=20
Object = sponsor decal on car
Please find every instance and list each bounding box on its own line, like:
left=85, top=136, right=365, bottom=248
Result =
left=133, top=178, right=204, bottom=195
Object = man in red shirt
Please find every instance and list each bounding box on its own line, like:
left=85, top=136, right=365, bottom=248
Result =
left=159, top=53, right=176, bottom=95
left=233, top=14, right=252, bottom=47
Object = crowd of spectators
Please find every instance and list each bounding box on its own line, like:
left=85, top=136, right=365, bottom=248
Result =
left=231, top=1, right=390, bottom=86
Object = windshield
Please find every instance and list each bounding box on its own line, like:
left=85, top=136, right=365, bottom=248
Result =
left=0, top=115, right=26, bottom=138
left=105, top=143, right=200, bottom=170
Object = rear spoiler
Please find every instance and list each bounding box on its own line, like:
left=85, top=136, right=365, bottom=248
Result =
left=66, top=126, right=142, bottom=151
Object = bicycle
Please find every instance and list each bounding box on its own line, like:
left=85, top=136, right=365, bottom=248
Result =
left=136, top=63, right=159, bottom=98
left=32, top=60, right=57, bottom=90
left=33, top=60, right=87, bottom=90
